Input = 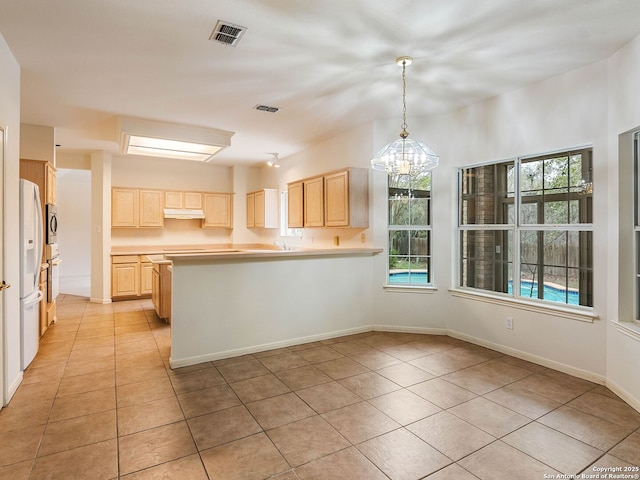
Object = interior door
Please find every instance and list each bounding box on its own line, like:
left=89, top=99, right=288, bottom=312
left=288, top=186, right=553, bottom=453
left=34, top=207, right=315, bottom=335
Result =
left=0, top=126, right=5, bottom=410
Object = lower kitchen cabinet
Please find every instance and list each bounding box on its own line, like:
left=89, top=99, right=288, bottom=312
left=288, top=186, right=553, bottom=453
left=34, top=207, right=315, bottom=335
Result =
left=140, top=261, right=154, bottom=295
left=112, top=255, right=153, bottom=299
left=151, top=263, right=172, bottom=322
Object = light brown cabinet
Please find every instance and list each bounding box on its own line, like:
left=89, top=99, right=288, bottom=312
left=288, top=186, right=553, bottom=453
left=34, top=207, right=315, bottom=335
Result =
left=304, top=176, right=325, bottom=227
left=164, top=191, right=203, bottom=210
left=287, top=168, right=369, bottom=229
left=111, top=255, right=155, bottom=299
left=152, top=263, right=172, bottom=322
left=20, top=159, right=56, bottom=206
left=112, top=187, right=164, bottom=228
left=247, top=189, right=278, bottom=228
left=112, top=188, right=139, bottom=227
left=139, top=190, right=164, bottom=227
left=203, top=193, right=233, bottom=228
left=287, top=181, right=304, bottom=229
left=324, top=168, right=369, bottom=228
left=140, top=261, right=154, bottom=295
left=111, top=256, right=140, bottom=298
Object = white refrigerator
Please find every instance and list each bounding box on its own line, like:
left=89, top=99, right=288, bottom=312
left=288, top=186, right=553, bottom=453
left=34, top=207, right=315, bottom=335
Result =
left=19, top=179, right=44, bottom=370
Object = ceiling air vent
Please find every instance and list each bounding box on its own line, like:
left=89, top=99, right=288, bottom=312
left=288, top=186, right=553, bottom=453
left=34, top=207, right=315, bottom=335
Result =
left=254, top=104, right=280, bottom=113
left=209, top=21, right=247, bottom=47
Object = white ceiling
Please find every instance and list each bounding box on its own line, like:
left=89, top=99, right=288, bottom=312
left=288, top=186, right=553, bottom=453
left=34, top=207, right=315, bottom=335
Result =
left=2, top=0, right=640, bottom=167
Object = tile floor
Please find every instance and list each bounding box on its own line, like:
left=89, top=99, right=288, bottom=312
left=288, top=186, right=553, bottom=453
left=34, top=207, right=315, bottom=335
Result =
left=1, top=294, right=639, bottom=480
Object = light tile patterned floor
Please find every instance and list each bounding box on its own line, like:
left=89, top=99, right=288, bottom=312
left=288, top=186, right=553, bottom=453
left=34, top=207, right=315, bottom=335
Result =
left=1, top=294, right=639, bottom=479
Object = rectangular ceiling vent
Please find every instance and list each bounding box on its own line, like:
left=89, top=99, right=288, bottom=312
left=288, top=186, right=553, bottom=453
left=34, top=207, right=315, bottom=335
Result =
left=254, top=104, right=280, bottom=113
left=210, top=21, right=247, bottom=47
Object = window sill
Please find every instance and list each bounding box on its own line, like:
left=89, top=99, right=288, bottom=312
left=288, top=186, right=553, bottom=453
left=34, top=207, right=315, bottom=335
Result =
left=614, top=321, right=640, bottom=342
left=383, top=284, right=437, bottom=294
left=449, top=288, right=598, bottom=323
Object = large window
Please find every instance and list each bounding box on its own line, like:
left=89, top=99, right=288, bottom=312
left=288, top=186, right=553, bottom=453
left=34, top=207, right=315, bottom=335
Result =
left=388, top=172, right=432, bottom=286
left=634, top=132, right=640, bottom=322
left=458, top=148, right=593, bottom=307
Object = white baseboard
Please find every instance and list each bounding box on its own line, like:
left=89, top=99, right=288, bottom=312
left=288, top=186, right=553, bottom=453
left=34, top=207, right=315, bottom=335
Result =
left=447, top=328, right=606, bottom=385
left=170, top=325, right=371, bottom=369
left=168, top=323, right=640, bottom=414
left=605, top=377, right=640, bottom=414
left=4, top=371, right=23, bottom=406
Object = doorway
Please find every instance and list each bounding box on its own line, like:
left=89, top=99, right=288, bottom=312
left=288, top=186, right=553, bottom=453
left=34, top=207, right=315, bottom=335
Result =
left=57, top=168, right=91, bottom=297
left=0, top=126, right=5, bottom=408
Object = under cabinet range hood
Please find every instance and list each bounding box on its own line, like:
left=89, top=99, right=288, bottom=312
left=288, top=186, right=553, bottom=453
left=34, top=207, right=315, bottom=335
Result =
left=163, top=208, right=205, bottom=219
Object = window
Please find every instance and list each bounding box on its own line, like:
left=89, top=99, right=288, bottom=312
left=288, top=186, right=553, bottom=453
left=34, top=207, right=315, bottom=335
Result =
left=458, top=148, right=593, bottom=307
left=279, top=190, right=302, bottom=238
left=388, top=172, right=432, bottom=286
left=634, top=132, right=640, bottom=322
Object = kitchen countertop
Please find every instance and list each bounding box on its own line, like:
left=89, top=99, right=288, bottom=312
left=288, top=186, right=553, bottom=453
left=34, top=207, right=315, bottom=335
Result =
left=114, top=244, right=382, bottom=263
left=165, top=247, right=383, bottom=262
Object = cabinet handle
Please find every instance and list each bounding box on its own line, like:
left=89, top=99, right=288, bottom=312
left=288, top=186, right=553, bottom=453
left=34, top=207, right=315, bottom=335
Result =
left=0, top=281, right=11, bottom=291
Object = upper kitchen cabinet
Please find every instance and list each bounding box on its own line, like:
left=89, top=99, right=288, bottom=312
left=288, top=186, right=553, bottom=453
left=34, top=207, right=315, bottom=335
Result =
left=304, top=176, right=325, bottom=227
left=112, top=187, right=164, bottom=228
left=202, top=192, right=233, bottom=228
left=139, top=190, right=164, bottom=227
left=288, top=167, right=368, bottom=228
left=20, top=159, right=56, bottom=205
left=164, top=190, right=202, bottom=210
left=287, top=181, right=304, bottom=229
left=324, top=168, right=368, bottom=228
left=246, top=189, right=278, bottom=228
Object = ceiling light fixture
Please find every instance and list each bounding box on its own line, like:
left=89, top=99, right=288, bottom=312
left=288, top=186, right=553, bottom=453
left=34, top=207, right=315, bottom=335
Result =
left=118, top=117, right=234, bottom=162
left=267, top=152, right=280, bottom=168
left=371, top=56, right=439, bottom=176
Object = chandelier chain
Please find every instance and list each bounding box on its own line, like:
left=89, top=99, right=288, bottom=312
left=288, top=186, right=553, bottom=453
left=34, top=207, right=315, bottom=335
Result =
left=401, top=59, right=408, bottom=137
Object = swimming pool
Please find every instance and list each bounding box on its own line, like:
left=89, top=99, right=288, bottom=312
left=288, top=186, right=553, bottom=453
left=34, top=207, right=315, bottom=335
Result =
left=509, top=280, right=579, bottom=305
left=390, top=273, right=579, bottom=305
left=389, top=272, right=428, bottom=284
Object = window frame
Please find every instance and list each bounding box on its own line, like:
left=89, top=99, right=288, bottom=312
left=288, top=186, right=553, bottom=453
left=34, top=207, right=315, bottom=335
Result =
left=455, top=147, right=594, bottom=313
left=386, top=172, right=434, bottom=290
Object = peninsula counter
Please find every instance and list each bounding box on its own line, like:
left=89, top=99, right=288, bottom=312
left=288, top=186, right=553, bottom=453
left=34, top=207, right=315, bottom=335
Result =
left=166, top=248, right=382, bottom=367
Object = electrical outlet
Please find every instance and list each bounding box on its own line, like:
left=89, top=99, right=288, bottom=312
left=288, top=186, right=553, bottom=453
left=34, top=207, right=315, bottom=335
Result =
left=333, top=236, right=339, bottom=246
left=506, top=317, right=514, bottom=330
left=360, top=233, right=366, bottom=243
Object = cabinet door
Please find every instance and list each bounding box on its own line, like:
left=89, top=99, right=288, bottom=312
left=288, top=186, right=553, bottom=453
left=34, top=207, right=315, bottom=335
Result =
left=139, top=190, right=164, bottom=227
left=203, top=193, right=232, bottom=228
left=324, top=170, right=349, bottom=227
left=140, top=262, right=154, bottom=295
left=304, top=177, right=324, bottom=227
left=112, top=188, right=139, bottom=227
left=254, top=190, right=265, bottom=228
left=46, top=163, right=57, bottom=205
left=164, top=191, right=183, bottom=209
left=184, top=192, right=203, bottom=209
left=112, top=263, right=140, bottom=297
left=246, top=193, right=255, bottom=228
left=287, top=182, right=303, bottom=228
left=151, top=267, right=160, bottom=314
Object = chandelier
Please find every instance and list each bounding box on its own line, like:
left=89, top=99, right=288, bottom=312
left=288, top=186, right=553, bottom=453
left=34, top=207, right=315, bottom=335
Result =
left=371, top=56, right=439, bottom=176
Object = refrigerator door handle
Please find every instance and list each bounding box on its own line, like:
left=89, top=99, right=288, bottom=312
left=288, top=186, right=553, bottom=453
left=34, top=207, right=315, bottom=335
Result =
left=32, top=185, right=44, bottom=295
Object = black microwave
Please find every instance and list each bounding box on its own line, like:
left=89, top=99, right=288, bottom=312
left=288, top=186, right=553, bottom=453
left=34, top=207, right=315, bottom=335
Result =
left=46, top=204, right=58, bottom=244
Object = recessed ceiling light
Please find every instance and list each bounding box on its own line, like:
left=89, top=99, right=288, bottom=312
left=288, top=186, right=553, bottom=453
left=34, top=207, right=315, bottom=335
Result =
left=118, top=117, right=234, bottom=162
